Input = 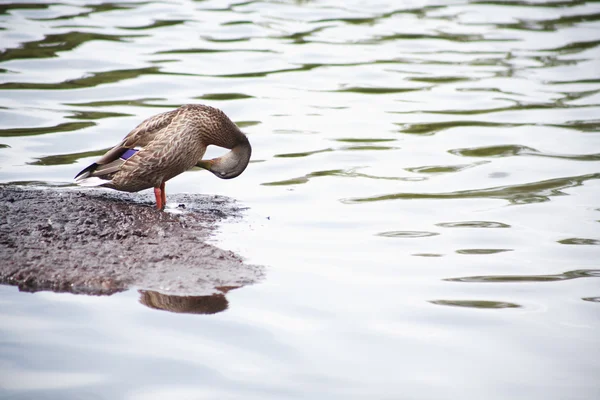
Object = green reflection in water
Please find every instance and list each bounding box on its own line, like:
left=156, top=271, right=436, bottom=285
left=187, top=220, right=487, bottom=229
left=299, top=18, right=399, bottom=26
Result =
left=450, top=145, right=600, bottom=161
left=0, top=3, right=50, bottom=15
left=343, top=145, right=397, bottom=151
left=66, top=111, right=132, bottom=120
left=376, top=32, right=506, bottom=43
left=275, top=25, right=333, bottom=45
left=262, top=177, right=309, bottom=186
left=557, top=238, right=600, bottom=245
left=456, top=249, right=513, bottom=255
left=201, top=35, right=251, bottom=43
left=377, top=231, right=439, bottom=238
left=0, top=67, right=163, bottom=90
left=222, top=20, right=254, bottom=26
left=32, top=2, right=142, bottom=21
left=313, top=17, right=379, bottom=25
left=397, top=121, right=521, bottom=135
left=405, top=161, right=488, bottom=174
left=209, top=64, right=320, bottom=79
left=548, top=39, right=600, bottom=55
left=409, top=76, right=472, bottom=84
left=262, top=169, right=342, bottom=186
left=450, top=145, right=537, bottom=158
left=430, top=300, right=521, bottom=309
left=336, top=86, right=423, bottom=94
left=262, top=168, right=425, bottom=186
left=275, top=148, right=333, bottom=158
left=489, top=7, right=600, bottom=32
left=335, top=138, right=396, bottom=143
left=429, top=103, right=561, bottom=115
left=437, top=221, right=510, bottom=228
left=156, top=48, right=276, bottom=54
left=0, top=31, right=141, bottom=62
left=341, top=173, right=600, bottom=205
left=64, top=98, right=168, bottom=108
left=28, top=148, right=109, bottom=166
left=195, top=93, right=254, bottom=101
left=550, top=119, right=600, bottom=132
left=446, top=269, right=600, bottom=283
left=119, top=19, right=185, bottom=30
left=236, top=121, right=261, bottom=128
left=0, top=122, right=95, bottom=137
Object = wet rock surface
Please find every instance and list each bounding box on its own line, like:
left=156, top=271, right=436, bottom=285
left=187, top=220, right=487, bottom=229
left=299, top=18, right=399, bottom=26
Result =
left=0, top=186, right=263, bottom=304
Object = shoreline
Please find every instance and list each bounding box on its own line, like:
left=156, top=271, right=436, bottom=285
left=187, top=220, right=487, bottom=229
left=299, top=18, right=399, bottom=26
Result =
left=0, top=186, right=263, bottom=304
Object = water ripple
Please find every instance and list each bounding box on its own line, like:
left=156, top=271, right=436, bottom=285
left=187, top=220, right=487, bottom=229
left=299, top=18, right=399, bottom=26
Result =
left=1, top=0, right=600, bottom=397
left=450, top=145, right=600, bottom=161
left=430, top=300, right=521, bottom=309
left=377, top=231, right=439, bottom=238
left=446, top=269, right=600, bottom=283
left=0, top=67, right=165, bottom=90
left=436, top=221, right=510, bottom=228
left=0, top=32, right=141, bottom=62
left=342, top=173, right=600, bottom=205
left=0, top=122, right=95, bottom=137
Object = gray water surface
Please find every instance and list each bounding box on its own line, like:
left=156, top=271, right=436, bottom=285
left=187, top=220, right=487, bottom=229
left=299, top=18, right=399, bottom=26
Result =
left=1, top=1, right=600, bottom=399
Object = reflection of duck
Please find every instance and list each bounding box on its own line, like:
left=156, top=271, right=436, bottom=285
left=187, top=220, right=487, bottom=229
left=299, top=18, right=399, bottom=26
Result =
left=75, top=104, right=251, bottom=210
left=139, top=286, right=240, bottom=315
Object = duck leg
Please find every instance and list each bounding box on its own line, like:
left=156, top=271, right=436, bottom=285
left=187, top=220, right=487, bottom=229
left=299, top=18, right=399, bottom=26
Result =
left=154, top=185, right=164, bottom=211
left=160, top=181, right=166, bottom=210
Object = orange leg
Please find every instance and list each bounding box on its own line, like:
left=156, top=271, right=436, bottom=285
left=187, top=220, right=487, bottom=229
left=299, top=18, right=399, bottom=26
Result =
left=160, top=181, right=166, bottom=209
left=154, top=186, right=163, bottom=211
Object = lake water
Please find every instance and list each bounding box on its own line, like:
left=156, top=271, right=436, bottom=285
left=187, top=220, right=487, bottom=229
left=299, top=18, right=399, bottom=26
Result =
left=1, top=0, right=600, bottom=399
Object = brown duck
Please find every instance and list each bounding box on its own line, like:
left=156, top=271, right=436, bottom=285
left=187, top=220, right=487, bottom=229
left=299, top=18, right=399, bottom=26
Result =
left=74, top=104, right=251, bottom=210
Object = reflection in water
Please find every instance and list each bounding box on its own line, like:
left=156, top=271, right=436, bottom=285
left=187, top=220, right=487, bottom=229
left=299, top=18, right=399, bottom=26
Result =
left=582, top=297, right=600, bottom=303
left=195, top=92, right=254, bottom=101
left=558, top=238, right=600, bottom=245
left=28, top=148, right=110, bottom=166
left=0, top=31, right=139, bottom=62
left=405, top=161, right=488, bottom=174
left=342, top=173, right=600, bottom=205
left=274, top=148, right=333, bottom=158
left=139, top=287, right=240, bottom=315
left=455, top=249, right=513, bottom=255
left=1, top=0, right=599, bottom=397
left=263, top=167, right=424, bottom=186
left=0, top=67, right=164, bottom=90
left=436, top=221, right=511, bottom=228
left=450, top=145, right=600, bottom=161
left=0, top=122, right=96, bottom=137
left=377, top=231, right=439, bottom=238
left=430, top=300, right=521, bottom=309
left=396, top=121, right=521, bottom=136
left=446, top=269, right=600, bottom=283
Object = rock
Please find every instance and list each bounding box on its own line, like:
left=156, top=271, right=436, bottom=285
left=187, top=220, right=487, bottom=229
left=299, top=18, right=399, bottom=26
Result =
left=0, top=185, right=264, bottom=313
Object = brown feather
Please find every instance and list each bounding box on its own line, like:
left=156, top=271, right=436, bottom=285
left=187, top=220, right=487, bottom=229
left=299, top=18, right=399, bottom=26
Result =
left=74, top=104, right=252, bottom=195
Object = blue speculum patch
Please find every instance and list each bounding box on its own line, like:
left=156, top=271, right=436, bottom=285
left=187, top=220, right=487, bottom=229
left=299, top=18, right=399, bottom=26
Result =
left=121, top=149, right=138, bottom=160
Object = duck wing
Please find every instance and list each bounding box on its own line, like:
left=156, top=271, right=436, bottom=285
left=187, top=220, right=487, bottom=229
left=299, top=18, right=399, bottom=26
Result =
left=75, top=109, right=180, bottom=181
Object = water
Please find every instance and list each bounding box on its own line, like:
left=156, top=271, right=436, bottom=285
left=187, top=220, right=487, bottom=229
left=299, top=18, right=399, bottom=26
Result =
left=1, top=0, right=600, bottom=398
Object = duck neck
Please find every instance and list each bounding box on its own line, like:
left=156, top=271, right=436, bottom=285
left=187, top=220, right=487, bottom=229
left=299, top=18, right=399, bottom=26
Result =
left=198, top=133, right=251, bottom=179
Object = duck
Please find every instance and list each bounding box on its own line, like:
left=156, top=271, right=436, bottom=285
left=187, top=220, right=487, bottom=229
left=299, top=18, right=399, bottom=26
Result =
left=74, top=104, right=251, bottom=210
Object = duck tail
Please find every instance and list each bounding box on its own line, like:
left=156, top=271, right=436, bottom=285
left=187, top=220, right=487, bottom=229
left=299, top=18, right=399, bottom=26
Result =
left=74, top=163, right=112, bottom=187
left=74, top=148, right=137, bottom=186
left=74, top=162, right=99, bottom=181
